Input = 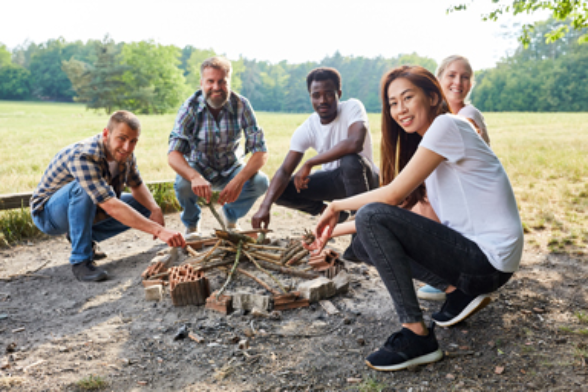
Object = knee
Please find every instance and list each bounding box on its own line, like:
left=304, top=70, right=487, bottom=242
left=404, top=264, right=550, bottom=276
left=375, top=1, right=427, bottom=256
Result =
left=339, top=154, right=365, bottom=174
left=174, top=176, right=193, bottom=199
left=250, top=172, right=269, bottom=196
left=356, top=202, right=396, bottom=230
left=69, top=182, right=93, bottom=205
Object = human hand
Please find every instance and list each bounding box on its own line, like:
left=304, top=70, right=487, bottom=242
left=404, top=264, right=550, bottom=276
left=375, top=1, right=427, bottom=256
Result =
left=219, top=177, right=244, bottom=205
left=302, top=204, right=340, bottom=254
left=191, top=176, right=212, bottom=203
left=251, top=206, right=270, bottom=229
left=156, top=228, right=186, bottom=248
left=293, top=163, right=311, bottom=193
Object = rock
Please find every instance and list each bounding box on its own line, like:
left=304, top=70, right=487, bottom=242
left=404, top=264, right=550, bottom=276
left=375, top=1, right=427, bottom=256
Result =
left=232, top=292, right=270, bottom=311
left=332, top=270, right=350, bottom=294
left=251, top=307, right=270, bottom=318
left=145, top=285, right=163, bottom=301
left=298, top=277, right=336, bottom=303
left=238, top=339, right=249, bottom=350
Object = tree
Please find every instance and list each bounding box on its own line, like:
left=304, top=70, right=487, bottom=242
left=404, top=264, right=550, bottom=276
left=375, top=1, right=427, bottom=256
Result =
left=119, top=41, right=187, bottom=114
left=0, top=43, right=11, bottom=68
left=62, top=38, right=130, bottom=114
left=0, top=64, right=31, bottom=99
left=449, top=0, right=588, bottom=46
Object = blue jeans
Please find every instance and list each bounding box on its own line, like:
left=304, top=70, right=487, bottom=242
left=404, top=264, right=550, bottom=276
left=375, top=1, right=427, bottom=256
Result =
left=276, top=154, right=379, bottom=216
left=174, top=162, right=269, bottom=228
left=352, top=203, right=512, bottom=324
left=32, top=181, right=150, bottom=264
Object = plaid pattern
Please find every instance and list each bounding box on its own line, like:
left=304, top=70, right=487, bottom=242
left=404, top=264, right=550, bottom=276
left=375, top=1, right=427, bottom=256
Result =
left=31, top=134, right=143, bottom=221
left=168, top=90, right=267, bottom=181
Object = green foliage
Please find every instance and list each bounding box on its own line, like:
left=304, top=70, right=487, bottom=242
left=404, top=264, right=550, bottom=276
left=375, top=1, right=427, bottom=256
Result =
left=75, top=374, right=107, bottom=390
left=0, top=64, right=31, bottom=99
left=119, top=41, right=188, bottom=114
left=353, top=377, right=388, bottom=392
left=0, top=206, right=41, bottom=247
left=147, top=182, right=180, bottom=213
left=449, top=0, right=588, bottom=46
left=0, top=43, right=11, bottom=68
left=62, top=37, right=129, bottom=114
left=185, top=47, right=218, bottom=90
left=471, top=18, right=588, bottom=112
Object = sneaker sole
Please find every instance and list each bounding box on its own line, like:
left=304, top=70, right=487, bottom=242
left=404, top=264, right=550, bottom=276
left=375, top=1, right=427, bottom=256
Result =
left=365, top=349, right=444, bottom=371
left=417, top=290, right=447, bottom=301
left=434, top=295, right=491, bottom=327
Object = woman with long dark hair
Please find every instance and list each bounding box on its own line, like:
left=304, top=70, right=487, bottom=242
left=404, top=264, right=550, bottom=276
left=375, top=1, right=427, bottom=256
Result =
left=305, top=65, right=523, bottom=371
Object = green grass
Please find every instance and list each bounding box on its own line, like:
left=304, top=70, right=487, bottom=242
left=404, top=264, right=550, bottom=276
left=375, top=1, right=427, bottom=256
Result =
left=75, top=374, right=107, bottom=390
left=1, top=101, right=588, bottom=254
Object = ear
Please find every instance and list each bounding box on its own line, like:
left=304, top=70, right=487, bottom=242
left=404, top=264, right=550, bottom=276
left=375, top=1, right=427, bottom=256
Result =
left=429, top=92, right=439, bottom=107
left=337, top=89, right=342, bottom=99
left=102, top=127, right=109, bottom=139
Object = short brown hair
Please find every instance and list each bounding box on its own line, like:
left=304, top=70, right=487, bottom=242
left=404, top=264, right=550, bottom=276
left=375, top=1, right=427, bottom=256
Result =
left=200, top=56, right=232, bottom=78
left=306, top=67, right=341, bottom=92
left=107, top=110, right=141, bottom=132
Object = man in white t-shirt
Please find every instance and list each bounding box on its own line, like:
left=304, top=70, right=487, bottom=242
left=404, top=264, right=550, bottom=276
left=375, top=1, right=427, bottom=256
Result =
left=252, top=67, right=378, bottom=230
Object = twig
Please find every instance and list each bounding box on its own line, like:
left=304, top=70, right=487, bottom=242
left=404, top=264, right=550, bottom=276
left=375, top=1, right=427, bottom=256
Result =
left=256, top=260, right=320, bottom=280
left=184, top=240, right=223, bottom=265
left=235, top=267, right=280, bottom=295
left=193, top=257, right=233, bottom=272
left=208, top=204, right=226, bottom=231
left=217, top=240, right=242, bottom=298
left=286, top=249, right=309, bottom=266
left=282, top=244, right=303, bottom=264
left=248, top=250, right=281, bottom=261
left=185, top=245, right=199, bottom=257
left=244, top=243, right=287, bottom=252
left=242, top=249, right=288, bottom=294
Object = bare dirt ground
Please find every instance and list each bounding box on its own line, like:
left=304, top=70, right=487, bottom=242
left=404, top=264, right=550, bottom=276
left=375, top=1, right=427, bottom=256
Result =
left=1, top=203, right=587, bottom=392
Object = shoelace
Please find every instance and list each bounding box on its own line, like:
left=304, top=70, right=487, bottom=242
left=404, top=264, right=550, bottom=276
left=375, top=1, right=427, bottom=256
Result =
left=384, top=330, right=408, bottom=350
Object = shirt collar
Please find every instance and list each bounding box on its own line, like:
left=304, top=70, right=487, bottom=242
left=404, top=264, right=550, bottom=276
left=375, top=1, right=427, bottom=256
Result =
left=195, top=90, right=236, bottom=115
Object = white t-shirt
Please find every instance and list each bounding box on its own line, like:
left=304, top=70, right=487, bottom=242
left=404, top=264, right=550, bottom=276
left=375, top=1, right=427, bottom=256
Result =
left=289, top=99, right=376, bottom=172
left=458, top=105, right=489, bottom=145
left=420, top=114, right=523, bottom=273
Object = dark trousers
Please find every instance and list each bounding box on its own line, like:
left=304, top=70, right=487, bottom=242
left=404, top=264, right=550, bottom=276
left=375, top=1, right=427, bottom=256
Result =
left=352, top=203, right=512, bottom=324
left=276, top=154, right=379, bottom=215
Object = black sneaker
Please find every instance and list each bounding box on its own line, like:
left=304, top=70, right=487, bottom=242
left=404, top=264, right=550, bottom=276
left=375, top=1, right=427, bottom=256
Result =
left=72, top=260, right=108, bottom=282
left=365, top=328, right=443, bottom=371
left=432, top=289, right=491, bottom=327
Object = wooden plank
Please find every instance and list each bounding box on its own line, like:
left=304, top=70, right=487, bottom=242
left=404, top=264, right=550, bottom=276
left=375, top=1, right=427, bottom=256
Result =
left=0, top=180, right=174, bottom=211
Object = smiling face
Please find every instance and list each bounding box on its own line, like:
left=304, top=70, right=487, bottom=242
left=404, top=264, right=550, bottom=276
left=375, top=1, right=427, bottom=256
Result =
left=201, top=66, right=231, bottom=109
left=387, top=77, right=437, bottom=137
left=439, top=59, right=472, bottom=110
left=103, top=122, right=140, bottom=163
left=309, top=79, right=341, bottom=124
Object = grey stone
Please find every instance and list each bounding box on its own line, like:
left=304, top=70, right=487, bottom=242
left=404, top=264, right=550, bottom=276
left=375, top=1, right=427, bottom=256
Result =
left=298, top=277, right=336, bottom=303
left=332, top=270, right=350, bottom=294
left=232, top=292, right=270, bottom=311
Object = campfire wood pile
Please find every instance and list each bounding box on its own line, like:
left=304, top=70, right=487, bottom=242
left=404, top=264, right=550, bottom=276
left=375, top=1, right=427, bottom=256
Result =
left=141, top=228, right=348, bottom=314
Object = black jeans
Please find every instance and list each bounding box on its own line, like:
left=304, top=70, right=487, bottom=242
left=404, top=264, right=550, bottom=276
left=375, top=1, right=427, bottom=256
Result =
left=353, top=203, right=512, bottom=324
left=276, top=154, right=379, bottom=215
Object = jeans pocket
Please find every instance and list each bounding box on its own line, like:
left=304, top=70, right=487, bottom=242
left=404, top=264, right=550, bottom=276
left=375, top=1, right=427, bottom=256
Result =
left=457, top=271, right=513, bottom=296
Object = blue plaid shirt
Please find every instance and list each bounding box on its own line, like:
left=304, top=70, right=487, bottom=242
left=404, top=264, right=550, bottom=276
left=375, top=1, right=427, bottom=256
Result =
left=31, top=134, right=143, bottom=222
left=168, top=90, right=267, bottom=181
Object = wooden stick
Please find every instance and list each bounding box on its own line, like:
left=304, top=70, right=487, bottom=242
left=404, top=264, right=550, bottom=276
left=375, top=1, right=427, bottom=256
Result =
left=244, top=243, right=287, bottom=252
left=235, top=267, right=280, bottom=295
left=217, top=241, right=242, bottom=298
left=282, top=243, right=303, bottom=263
left=256, top=260, right=320, bottom=280
left=224, top=245, right=285, bottom=267
left=241, top=249, right=288, bottom=294
left=286, top=249, right=310, bottom=266
left=193, top=258, right=234, bottom=272
left=248, top=250, right=281, bottom=261
left=185, top=245, right=199, bottom=257
left=185, top=240, right=223, bottom=265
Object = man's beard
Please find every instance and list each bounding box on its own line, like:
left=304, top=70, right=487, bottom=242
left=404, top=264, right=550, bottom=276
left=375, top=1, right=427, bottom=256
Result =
left=104, top=137, right=126, bottom=163
left=205, top=89, right=230, bottom=109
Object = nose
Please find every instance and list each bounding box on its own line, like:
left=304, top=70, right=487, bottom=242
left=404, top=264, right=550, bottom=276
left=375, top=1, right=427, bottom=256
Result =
left=397, top=101, right=407, bottom=113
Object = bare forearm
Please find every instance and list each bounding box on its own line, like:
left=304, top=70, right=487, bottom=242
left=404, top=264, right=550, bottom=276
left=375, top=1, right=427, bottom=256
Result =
left=234, top=151, right=268, bottom=183
left=131, top=183, right=160, bottom=213
left=168, top=151, right=202, bottom=181
left=306, top=139, right=362, bottom=168
left=332, top=221, right=356, bottom=237
left=259, top=169, right=291, bottom=210
left=101, top=198, right=163, bottom=237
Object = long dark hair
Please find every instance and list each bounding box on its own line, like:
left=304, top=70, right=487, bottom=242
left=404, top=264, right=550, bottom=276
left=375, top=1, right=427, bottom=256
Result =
left=380, top=65, right=451, bottom=209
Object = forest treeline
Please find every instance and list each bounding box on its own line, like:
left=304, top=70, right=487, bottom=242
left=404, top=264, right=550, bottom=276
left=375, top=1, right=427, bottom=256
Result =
left=0, top=18, right=586, bottom=113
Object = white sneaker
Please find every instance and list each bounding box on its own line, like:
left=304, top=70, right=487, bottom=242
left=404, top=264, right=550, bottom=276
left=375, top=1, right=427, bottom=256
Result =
left=185, top=221, right=202, bottom=238
left=223, top=210, right=241, bottom=231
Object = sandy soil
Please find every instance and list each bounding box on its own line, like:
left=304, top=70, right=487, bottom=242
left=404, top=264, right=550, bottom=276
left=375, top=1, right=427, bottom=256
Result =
left=1, top=203, right=587, bottom=392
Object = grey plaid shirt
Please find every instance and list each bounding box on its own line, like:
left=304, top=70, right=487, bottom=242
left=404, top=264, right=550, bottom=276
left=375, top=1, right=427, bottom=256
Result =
left=168, top=90, right=267, bottom=181
left=31, top=134, right=143, bottom=221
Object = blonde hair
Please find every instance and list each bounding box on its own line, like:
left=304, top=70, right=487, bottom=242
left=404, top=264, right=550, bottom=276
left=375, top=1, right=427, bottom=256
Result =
left=200, top=56, right=232, bottom=78
left=435, top=55, right=474, bottom=84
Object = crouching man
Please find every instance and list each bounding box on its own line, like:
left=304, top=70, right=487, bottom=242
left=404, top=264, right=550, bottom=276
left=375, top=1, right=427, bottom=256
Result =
left=30, top=111, right=185, bottom=282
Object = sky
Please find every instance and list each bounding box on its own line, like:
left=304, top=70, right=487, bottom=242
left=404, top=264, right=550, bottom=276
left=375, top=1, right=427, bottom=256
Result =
left=1, top=0, right=550, bottom=71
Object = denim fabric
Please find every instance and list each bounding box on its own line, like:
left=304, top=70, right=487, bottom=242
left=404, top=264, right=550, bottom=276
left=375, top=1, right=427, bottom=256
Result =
left=275, top=154, right=379, bottom=216
left=353, top=203, right=512, bottom=324
left=31, top=181, right=150, bottom=264
left=174, top=161, right=269, bottom=228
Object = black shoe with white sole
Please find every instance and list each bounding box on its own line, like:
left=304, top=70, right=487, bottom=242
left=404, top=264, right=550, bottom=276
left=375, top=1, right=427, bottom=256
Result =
left=365, top=327, right=443, bottom=371
left=432, top=289, right=491, bottom=327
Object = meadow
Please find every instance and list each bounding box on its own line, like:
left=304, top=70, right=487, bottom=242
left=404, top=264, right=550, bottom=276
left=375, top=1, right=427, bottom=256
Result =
left=0, top=101, right=587, bottom=254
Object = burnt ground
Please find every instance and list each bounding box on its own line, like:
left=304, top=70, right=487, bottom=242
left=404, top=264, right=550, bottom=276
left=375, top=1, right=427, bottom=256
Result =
left=1, top=203, right=587, bottom=392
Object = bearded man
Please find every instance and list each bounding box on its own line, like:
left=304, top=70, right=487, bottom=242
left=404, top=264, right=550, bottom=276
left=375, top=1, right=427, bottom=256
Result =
left=168, top=56, right=269, bottom=235
left=31, top=111, right=185, bottom=282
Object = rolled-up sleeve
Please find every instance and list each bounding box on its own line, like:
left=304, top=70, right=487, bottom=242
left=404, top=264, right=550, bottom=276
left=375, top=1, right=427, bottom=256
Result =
left=168, top=100, right=195, bottom=155
left=126, top=156, right=143, bottom=188
left=241, top=97, right=267, bottom=155
left=68, top=153, right=115, bottom=205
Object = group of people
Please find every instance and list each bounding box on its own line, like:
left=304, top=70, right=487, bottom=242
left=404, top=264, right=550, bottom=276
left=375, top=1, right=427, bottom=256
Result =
left=31, top=55, right=523, bottom=371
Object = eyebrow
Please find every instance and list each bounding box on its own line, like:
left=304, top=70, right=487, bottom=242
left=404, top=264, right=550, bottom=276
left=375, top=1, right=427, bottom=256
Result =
left=389, top=88, right=414, bottom=101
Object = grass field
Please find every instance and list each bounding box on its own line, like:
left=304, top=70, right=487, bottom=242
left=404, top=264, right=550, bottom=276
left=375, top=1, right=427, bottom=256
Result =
left=0, top=101, right=587, bottom=254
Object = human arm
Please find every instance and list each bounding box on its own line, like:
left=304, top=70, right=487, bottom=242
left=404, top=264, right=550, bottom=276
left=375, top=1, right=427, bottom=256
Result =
left=130, top=182, right=165, bottom=237
left=168, top=150, right=212, bottom=203
left=293, top=121, right=367, bottom=192
left=251, top=150, right=304, bottom=229
left=218, top=150, right=269, bottom=205
left=312, top=146, right=445, bottom=242
left=99, top=196, right=185, bottom=248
